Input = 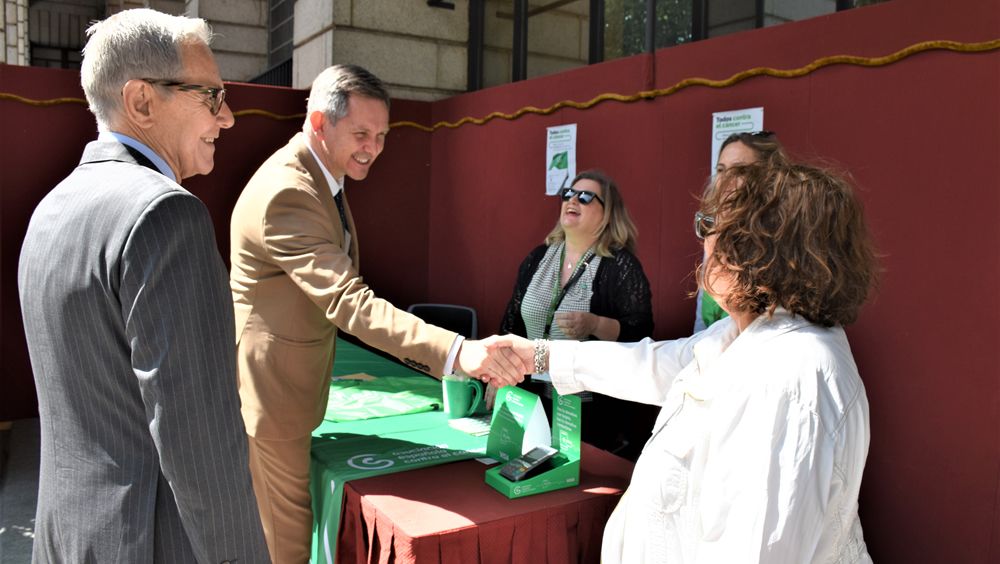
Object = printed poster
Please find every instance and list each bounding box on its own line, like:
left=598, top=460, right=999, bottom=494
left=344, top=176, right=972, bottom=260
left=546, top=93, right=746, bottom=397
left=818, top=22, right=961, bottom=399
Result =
left=710, top=107, right=764, bottom=173
left=546, top=124, right=577, bottom=195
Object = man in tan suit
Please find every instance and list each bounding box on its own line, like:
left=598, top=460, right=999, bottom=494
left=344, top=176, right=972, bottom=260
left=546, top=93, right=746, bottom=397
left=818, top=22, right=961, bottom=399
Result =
left=230, top=64, right=527, bottom=563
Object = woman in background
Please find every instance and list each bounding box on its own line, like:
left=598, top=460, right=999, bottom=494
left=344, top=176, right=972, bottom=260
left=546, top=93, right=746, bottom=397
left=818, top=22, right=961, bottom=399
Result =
left=498, top=169, right=654, bottom=459
left=694, top=130, right=787, bottom=332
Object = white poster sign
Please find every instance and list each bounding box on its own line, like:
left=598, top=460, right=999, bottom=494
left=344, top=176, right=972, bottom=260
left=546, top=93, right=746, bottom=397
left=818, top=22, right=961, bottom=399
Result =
left=545, top=124, right=577, bottom=195
left=710, top=107, right=764, bottom=173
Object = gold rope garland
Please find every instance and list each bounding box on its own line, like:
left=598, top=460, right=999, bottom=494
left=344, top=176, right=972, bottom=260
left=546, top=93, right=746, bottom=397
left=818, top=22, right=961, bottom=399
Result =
left=0, top=92, right=88, bottom=106
left=2, top=38, right=997, bottom=132
left=395, top=38, right=1000, bottom=132
left=231, top=108, right=305, bottom=121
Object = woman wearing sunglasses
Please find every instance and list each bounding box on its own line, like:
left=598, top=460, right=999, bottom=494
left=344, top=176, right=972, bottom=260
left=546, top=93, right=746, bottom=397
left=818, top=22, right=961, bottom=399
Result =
left=494, top=158, right=878, bottom=562
left=496, top=169, right=655, bottom=459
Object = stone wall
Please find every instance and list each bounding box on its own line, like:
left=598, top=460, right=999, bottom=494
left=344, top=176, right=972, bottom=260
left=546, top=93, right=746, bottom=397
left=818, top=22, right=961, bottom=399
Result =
left=186, top=0, right=268, bottom=82
left=291, top=1, right=593, bottom=100
left=292, top=0, right=469, bottom=100
left=2, top=0, right=28, bottom=66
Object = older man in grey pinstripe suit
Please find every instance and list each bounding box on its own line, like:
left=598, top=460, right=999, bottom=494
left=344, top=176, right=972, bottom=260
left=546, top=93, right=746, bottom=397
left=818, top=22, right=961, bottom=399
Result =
left=17, top=9, right=269, bottom=563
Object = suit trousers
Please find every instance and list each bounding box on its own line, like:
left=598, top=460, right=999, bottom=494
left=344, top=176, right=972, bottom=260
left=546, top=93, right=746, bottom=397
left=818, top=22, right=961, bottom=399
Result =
left=247, top=434, right=313, bottom=564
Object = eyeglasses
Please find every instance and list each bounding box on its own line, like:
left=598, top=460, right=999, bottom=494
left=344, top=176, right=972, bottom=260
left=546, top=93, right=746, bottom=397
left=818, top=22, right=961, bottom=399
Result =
left=142, top=78, right=227, bottom=116
left=750, top=130, right=775, bottom=138
left=560, top=187, right=605, bottom=206
left=694, top=211, right=716, bottom=239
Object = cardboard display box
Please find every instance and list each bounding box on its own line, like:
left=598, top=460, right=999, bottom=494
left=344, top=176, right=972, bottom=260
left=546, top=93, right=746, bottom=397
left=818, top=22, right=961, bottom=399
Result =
left=485, top=386, right=581, bottom=498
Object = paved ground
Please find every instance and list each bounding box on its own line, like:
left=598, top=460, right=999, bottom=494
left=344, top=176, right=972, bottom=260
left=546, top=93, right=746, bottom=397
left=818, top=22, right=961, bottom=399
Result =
left=0, top=418, right=39, bottom=563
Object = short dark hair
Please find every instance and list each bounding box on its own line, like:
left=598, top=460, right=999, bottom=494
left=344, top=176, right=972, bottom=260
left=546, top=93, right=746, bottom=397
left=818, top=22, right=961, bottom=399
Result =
left=700, top=160, right=879, bottom=327
left=306, top=64, right=390, bottom=124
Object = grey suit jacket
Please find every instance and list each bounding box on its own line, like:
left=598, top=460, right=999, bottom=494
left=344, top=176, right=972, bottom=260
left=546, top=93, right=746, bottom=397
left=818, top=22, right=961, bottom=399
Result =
left=18, top=140, right=269, bottom=563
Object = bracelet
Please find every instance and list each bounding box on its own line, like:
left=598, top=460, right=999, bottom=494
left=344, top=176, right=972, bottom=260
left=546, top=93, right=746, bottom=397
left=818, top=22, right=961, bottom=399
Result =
left=533, top=339, right=549, bottom=374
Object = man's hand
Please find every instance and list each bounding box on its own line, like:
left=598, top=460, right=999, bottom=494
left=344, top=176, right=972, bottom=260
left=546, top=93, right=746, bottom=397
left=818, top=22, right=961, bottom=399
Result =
left=553, top=311, right=597, bottom=339
left=456, top=336, right=532, bottom=388
left=480, top=334, right=534, bottom=373
left=476, top=335, right=539, bottom=409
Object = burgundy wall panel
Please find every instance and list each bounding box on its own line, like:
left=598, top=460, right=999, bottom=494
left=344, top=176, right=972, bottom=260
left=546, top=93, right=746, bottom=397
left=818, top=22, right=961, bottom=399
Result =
left=184, top=81, right=307, bottom=267
left=809, top=45, right=1000, bottom=564
left=347, top=98, right=432, bottom=308
left=1, top=65, right=93, bottom=421
left=2, top=0, right=998, bottom=560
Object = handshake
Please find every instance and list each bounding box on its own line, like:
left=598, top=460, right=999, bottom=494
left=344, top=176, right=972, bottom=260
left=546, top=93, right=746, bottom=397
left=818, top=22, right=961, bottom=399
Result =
left=454, top=334, right=541, bottom=388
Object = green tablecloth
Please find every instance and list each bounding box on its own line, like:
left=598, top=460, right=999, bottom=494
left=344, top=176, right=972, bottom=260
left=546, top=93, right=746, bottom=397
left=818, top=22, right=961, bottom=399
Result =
left=309, top=339, right=489, bottom=563
left=324, top=376, right=443, bottom=421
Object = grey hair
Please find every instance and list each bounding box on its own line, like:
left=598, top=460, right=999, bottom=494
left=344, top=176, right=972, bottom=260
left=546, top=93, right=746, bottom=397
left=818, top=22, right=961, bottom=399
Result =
left=81, top=9, right=212, bottom=130
left=305, top=64, right=390, bottom=128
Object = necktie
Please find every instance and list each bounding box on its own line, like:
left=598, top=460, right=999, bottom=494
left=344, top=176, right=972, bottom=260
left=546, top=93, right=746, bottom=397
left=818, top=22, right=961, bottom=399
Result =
left=333, top=190, right=350, bottom=241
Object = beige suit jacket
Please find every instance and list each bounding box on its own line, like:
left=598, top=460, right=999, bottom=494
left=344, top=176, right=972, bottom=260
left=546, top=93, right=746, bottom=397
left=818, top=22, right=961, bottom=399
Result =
left=230, top=133, right=457, bottom=439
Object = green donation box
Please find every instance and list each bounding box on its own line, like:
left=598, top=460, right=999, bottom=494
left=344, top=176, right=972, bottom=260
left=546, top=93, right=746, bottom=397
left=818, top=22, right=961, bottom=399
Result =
left=484, top=386, right=581, bottom=498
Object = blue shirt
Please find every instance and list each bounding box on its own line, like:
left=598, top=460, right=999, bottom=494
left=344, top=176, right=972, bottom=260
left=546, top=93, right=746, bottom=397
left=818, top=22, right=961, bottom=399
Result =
left=99, top=131, right=177, bottom=184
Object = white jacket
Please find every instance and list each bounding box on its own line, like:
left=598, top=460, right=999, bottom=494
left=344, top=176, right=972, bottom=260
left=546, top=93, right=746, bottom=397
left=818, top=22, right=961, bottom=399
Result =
left=549, top=309, right=872, bottom=563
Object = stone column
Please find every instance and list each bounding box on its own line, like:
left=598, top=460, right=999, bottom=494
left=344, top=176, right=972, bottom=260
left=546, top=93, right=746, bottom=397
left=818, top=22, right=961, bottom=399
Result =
left=291, top=0, right=351, bottom=89
left=2, top=0, right=28, bottom=66
left=185, top=0, right=267, bottom=81
left=105, top=1, right=153, bottom=15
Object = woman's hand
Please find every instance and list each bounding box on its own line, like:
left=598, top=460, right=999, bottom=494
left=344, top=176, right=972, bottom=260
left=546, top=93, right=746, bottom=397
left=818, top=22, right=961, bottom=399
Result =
left=554, top=312, right=621, bottom=340
left=554, top=311, right=597, bottom=339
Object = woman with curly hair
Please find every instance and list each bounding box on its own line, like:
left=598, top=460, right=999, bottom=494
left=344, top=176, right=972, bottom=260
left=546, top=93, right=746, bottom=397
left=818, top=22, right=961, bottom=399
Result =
left=496, top=159, right=878, bottom=563
left=695, top=130, right=788, bottom=332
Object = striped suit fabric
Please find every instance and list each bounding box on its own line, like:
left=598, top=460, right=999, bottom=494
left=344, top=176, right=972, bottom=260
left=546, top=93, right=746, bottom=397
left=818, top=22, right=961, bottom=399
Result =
left=18, top=140, right=270, bottom=563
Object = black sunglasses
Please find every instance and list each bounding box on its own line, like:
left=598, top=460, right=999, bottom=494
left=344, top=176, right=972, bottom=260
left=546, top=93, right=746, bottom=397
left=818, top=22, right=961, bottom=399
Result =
left=142, top=78, right=227, bottom=116
left=560, top=187, right=605, bottom=206
left=694, top=211, right=715, bottom=239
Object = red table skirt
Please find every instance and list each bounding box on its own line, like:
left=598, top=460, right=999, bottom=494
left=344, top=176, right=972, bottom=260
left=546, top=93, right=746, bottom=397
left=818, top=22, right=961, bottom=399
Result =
left=338, top=443, right=634, bottom=564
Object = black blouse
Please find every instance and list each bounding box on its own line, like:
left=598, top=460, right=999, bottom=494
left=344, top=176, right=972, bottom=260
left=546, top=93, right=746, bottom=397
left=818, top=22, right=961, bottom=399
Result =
left=499, top=244, right=654, bottom=342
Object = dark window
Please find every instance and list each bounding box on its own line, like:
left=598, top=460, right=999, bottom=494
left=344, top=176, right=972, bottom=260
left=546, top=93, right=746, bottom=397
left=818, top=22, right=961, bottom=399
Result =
left=468, top=0, right=890, bottom=90
left=251, top=0, right=294, bottom=86
left=605, top=0, right=694, bottom=61
left=30, top=45, right=82, bottom=69
left=268, top=0, right=294, bottom=67
left=28, top=1, right=102, bottom=70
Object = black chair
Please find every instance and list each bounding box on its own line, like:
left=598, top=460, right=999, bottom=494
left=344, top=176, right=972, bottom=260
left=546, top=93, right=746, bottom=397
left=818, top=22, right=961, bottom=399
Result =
left=406, top=303, right=478, bottom=340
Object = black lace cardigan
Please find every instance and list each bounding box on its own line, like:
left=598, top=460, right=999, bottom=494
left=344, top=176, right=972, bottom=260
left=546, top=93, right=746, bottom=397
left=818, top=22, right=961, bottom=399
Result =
left=499, top=244, right=654, bottom=342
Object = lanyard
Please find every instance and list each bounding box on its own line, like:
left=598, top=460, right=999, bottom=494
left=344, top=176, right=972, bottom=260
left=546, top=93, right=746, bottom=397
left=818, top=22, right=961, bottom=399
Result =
left=543, top=245, right=595, bottom=338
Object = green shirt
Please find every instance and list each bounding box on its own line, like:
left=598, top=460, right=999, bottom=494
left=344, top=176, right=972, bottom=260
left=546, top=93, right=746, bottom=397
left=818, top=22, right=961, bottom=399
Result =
left=701, top=291, right=729, bottom=328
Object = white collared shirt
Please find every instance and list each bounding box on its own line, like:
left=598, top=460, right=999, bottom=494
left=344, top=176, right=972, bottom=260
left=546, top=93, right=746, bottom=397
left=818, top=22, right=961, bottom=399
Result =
left=305, top=141, right=345, bottom=200
left=549, top=310, right=872, bottom=564
left=304, top=138, right=463, bottom=376
left=305, top=142, right=351, bottom=250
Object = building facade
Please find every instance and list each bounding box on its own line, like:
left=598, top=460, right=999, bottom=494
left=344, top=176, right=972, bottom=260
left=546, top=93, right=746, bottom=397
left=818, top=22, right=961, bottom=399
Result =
left=9, top=0, right=878, bottom=100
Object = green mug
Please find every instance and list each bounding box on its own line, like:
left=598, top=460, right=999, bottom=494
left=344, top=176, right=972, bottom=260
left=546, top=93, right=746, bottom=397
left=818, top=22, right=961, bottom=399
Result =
left=442, top=374, right=483, bottom=418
